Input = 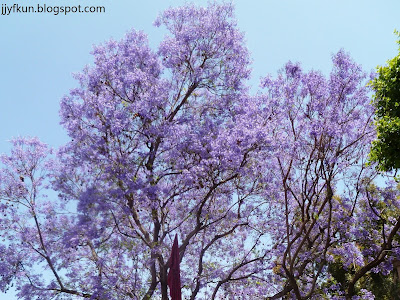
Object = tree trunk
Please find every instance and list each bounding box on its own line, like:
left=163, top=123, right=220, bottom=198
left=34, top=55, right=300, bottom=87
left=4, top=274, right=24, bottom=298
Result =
left=160, top=263, right=169, bottom=300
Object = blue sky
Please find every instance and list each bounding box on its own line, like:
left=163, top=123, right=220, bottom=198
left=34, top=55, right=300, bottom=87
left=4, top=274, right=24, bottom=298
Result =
left=0, top=0, right=400, bottom=298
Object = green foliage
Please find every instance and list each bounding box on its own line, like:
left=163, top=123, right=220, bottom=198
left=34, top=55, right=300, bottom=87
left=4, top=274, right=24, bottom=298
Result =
left=362, top=272, right=400, bottom=300
left=328, top=261, right=352, bottom=286
left=327, top=256, right=400, bottom=299
left=370, top=31, right=400, bottom=171
left=322, top=183, right=400, bottom=298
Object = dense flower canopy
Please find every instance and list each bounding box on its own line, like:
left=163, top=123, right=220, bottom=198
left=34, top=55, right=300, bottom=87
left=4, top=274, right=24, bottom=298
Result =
left=1, top=2, right=400, bottom=300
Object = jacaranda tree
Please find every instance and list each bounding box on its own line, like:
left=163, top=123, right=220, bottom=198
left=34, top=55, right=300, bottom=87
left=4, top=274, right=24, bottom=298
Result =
left=1, top=2, right=400, bottom=299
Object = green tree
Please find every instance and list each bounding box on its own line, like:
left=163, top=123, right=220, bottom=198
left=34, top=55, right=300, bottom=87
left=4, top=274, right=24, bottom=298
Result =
left=370, top=31, right=400, bottom=172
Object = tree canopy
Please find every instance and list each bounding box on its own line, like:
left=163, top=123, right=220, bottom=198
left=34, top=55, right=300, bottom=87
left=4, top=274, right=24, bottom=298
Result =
left=1, top=3, right=400, bottom=300
left=369, top=31, right=400, bottom=172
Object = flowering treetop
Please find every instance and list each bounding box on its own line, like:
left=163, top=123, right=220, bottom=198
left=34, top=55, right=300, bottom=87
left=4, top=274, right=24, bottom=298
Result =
left=1, top=2, right=399, bottom=300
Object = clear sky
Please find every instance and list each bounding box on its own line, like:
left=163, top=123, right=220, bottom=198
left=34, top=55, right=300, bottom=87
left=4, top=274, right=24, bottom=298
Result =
left=1, top=0, right=400, bottom=298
